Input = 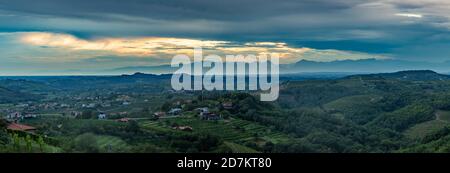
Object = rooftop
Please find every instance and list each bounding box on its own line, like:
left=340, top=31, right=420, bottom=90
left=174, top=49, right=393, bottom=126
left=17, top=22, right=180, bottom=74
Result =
left=7, top=123, right=36, bottom=131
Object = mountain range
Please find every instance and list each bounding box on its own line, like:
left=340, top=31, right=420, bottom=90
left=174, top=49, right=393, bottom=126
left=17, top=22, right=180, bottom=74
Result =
left=102, top=59, right=450, bottom=75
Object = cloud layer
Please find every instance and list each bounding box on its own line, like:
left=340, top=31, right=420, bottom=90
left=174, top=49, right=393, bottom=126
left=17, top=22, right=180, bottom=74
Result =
left=1, top=0, right=450, bottom=74
left=18, top=32, right=384, bottom=63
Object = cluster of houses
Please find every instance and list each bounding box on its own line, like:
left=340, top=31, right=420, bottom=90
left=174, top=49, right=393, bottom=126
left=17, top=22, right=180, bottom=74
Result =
left=81, top=102, right=114, bottom=108
left=71, top=111, right=82, bottom=118
left=197, top=107, right=221, bottom=120
left=109, top=111, right=129, bottom=117
left=81, top=103, right=96, bottom=108
left=152, top=108, right=181, bottom=118
left=34, top=102, right=68, bottom=110
left=0, top=102, right=57, bottom=113
left=168, top=108, right=182, bottom=115
left=161, top=102, right=235, bottom=132
left=153, top=101, right=234, bottom=121
left=4, top=112, right=38, bottom=121
left=72, top=94, right=136, bottom=109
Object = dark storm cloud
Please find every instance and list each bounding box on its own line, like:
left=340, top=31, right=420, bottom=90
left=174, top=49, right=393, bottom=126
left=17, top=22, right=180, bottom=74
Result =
left=0, top=0, right=361, bottom=21
left=0, top=0, right=377, bottom=40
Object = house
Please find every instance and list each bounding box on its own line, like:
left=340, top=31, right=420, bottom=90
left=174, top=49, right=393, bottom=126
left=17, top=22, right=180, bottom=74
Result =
left=201, top=112, right=221, bottom=121
left=168, top=108, right=182, bottom=115
left=82, top=103, right=96, bottom=108
left=196, top=107, right=209, bottom=115
left=23, top=113, right=38, bottom=119
left=88, top=103, right=96, bottom=108
left=6, top=112, right=22, bottom=120
left=16, top=103, right=29, bottom=108
left=154, top=112, right=166, bottom=117
left=60, top=104, right=70, bottom=108
left=101, top=103, right=112, bottom=107
left=115, top=95, right=131, bottom=102
left=116, top=118, right=130, bottom=123
left=7, top=123, right=36, bottom=132
left=173, top=126, right=193, bottom=132
left=118, top=112, right=128, bottom=116
left=122, top=101, right=131, bottom=105
left=222, top=102, right=233, bottom=110
left=98, top=112, right=107, bottom=120
left=71, top=111, right=82, bottom=117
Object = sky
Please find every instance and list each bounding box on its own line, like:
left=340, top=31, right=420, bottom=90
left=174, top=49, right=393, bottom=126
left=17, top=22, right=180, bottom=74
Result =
left=1, top=0, right=450, bottom=75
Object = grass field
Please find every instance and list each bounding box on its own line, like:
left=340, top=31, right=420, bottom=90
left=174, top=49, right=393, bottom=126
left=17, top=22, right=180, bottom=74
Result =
left=436, top=110, right=450, bottom=122
left=96, top=135, right=129, bottom=152
left=405, top=110, right=450, bottom=140
left=323, top=94, right=381, bottom=112
left=223, top=141, right=260, bottom=153
left=404, top=120, right=450, bottom=140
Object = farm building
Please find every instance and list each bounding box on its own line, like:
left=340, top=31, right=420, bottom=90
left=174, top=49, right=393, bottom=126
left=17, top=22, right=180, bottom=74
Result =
left=6, top=112, right=22, bottom=120
left=222, top=102, right=233, bottom=110
left=168, top=108, right=182, bottom=115
left=197, top=107, right=209, bottom=115
left=116, top=118, right=130, bottom=123
left=201, top=112, right=221, bottom=121
left=7, top=123, right=37, bottom=132
left=98, top=113, right=107, bottom=119
left=154, top=111, right=166, bottom=117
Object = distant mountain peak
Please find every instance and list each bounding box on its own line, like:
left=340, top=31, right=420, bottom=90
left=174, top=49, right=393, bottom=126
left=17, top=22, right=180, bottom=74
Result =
left=133, top=72, right=146, bottom=76
left=119, top=72, right=150, bottom=77
left=346, top=70, right=449, bottom=81
left=394, top=70, right=437, bottom=74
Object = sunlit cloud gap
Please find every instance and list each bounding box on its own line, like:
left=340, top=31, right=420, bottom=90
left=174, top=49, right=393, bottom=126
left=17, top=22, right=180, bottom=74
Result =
left=18, top=32, right=386, bottom=63
left=395, top=13, right=423, bottom=18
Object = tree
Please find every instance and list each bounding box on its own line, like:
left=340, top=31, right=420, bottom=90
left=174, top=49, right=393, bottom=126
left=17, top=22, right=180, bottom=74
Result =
left=81, top=110, right=95, bottom=119
left=142, top=107, right=150, bottom=116
left=197, top=134, right=220, bottom=151
left=13, top=133, right=20, bottom=151
left=0, top=130, right=9, bottom=145
left=263, top=142, right=274, bottom=153
left=0, top=119, right=9, bottom=145
left=220, top=110, right=231, bottom=119
left=37, top=136, right=45, bottom=152
left=161, top=102, right=171, bottom=112
left=126, top=120, right=141, bottom=134
left=72, top=133, right=99, bottom=153
left=25, top=135, right=32, bottom=152
left=0, top=119, right=7, bottom=128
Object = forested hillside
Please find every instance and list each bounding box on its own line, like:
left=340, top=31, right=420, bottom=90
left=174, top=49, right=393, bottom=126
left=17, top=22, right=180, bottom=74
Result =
left=2, top=70, right=450, bottom=153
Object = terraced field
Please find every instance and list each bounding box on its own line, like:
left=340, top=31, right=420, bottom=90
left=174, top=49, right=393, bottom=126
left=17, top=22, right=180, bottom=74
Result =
left=223, top=142, right=259, bottom=153
left=436, top=110, right=450, bottom=122
left=140, top=117, right=291, bottom=144
left=96, top=135, right=130, bottom=152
